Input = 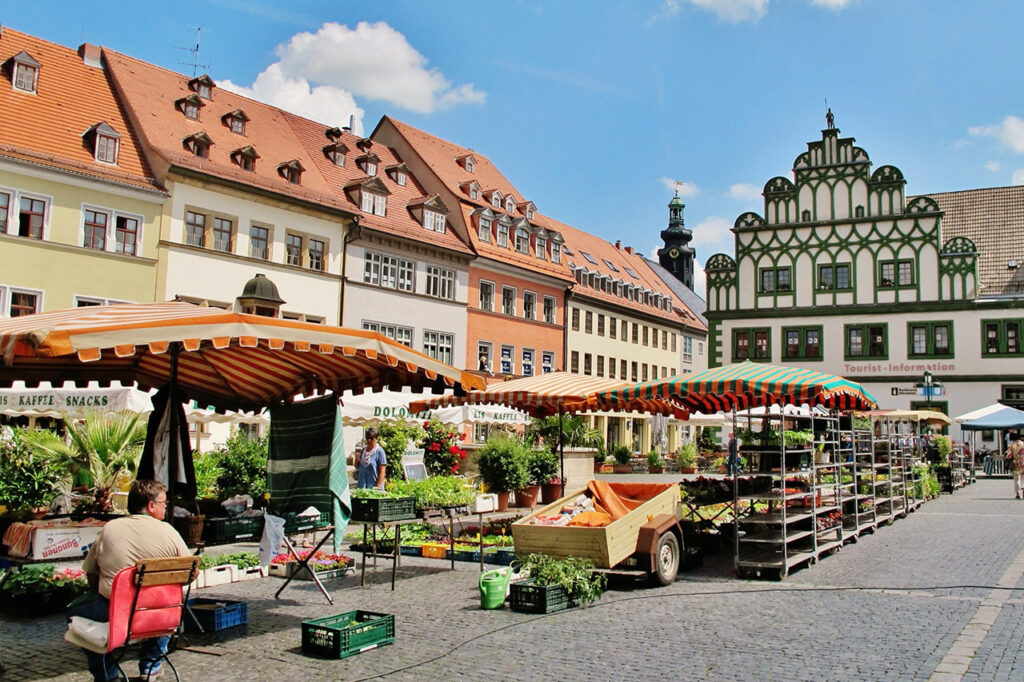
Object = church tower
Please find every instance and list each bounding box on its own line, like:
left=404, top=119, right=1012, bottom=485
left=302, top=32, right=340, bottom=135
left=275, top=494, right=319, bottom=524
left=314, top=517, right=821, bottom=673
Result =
left=657, top=189, right=696, bottom=289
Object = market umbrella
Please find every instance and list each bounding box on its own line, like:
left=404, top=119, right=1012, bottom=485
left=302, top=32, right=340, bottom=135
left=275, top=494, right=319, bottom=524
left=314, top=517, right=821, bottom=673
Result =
left=410, top=372, right=688, bottom=493
left=0, top=301, right=485, bottom=510
left=597, top=361, right=878, bottom=413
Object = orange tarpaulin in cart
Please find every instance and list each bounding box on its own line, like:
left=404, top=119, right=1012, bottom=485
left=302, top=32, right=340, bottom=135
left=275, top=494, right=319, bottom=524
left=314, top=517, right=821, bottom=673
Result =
left=568, top=481, right=677, bottom=527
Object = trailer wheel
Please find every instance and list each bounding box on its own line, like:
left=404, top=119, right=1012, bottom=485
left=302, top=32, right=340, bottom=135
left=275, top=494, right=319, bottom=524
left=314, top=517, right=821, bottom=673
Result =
left=648, top=532, right=680, bottom=586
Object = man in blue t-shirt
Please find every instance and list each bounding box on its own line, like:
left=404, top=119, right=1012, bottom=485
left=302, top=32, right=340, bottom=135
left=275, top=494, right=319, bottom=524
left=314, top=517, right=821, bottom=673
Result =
left=356, top=427, right=387, bottom=489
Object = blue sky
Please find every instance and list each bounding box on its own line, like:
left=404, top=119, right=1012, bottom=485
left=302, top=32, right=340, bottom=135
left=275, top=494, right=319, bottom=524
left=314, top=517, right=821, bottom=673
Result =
left=8, top=1, right=1024, bottom=293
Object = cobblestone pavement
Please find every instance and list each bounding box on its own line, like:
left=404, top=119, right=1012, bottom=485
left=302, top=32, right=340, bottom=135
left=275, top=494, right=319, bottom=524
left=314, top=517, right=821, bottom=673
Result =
left=3, top=477, right=1023, bottom=681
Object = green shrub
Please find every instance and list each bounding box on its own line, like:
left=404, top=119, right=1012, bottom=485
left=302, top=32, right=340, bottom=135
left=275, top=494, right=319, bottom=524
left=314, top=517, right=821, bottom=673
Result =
left=612, top=445, right=632, bottom=465
left=476, top=436, right=529, bottom=493
left=647, top=450, right=664, bottom=467
left=527, top=449, right=560, bottom=485
left=677, top=442, right=698, bottom=467
left=376, top=421, right=424, bottom=482
left=696, top=427, right=718, bottom=454
left=213, top=431, right=267, bottom=502
left=0, top=428, right=67, bottom=514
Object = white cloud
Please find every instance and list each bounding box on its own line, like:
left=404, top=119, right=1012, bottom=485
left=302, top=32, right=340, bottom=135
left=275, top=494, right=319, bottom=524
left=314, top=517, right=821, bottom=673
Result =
left=969, top=115, right=1024, bottom=154
left=220, top=64, right=365, bottom=131
left=691, top=216, right=736, bottom=260
left=275, top=21, right=485, bottom=113
left=1013, top=169, right=1024, bottom=185
left=692, top=260, right=707, bottom=299
left=986, top=161, right=1002, bottom=173
left=218, top=21, right=485, bottom=127
left=659, top=177, right=700, bottom=197
left=729, top=183, right=762, bottom=200
left=810, top=0, right=853, bottom=8
left=686, top=0, right=769, bottom=22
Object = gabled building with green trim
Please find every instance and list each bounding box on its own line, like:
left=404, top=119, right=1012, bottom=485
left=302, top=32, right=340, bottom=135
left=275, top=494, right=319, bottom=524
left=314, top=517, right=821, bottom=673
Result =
left=703, top=122, right=1024, bottom=427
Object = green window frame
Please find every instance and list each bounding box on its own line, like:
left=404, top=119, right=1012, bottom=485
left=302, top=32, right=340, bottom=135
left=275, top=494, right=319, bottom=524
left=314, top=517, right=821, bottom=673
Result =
left=879, top=259, right=914, bottom=289
left=782, top=325, right=822, bottom=360
left=817, top=263, right=852, bottom=291
left=982, top=319, right=1024, bottom=356
left=907, top=321, right=954, bottom=359
left=759, top=266, right=792, bottom=293
left=844, top=323, right=888, bottom=360
left=733, top=327, right=771, bottom=362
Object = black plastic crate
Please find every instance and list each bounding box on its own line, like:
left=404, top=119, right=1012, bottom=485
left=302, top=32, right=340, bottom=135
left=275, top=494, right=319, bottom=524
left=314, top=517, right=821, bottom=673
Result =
left=186, top=598, right=248, bottom=631
left=509, top=580, right=574, bottom=614
left=301, top=610, right=395, bottom=659
left=203, top=516, right=264, bottom=543
left=350, top=496, right=416, bottom=523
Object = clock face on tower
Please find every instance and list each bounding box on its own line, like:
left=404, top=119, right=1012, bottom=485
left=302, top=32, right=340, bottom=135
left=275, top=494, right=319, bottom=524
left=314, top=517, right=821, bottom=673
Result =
left=668, top=247, right=680, bottom=259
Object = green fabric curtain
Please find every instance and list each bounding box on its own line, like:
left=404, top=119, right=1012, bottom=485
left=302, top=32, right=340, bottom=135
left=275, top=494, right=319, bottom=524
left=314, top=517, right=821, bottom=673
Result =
left=268, top=395, right=351, bottom=552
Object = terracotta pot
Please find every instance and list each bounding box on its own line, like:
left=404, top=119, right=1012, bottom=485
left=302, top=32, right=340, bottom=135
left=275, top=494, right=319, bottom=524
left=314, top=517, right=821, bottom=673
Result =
left=495, top=491, right=511, bottom=512
left=648, top=466, right=664, bottom=474
left=514, top=485, right=540, bottom=508
left=717, top=466, right=728, bottom=474
left=541, top=481, right=563, bottom=504
left=613, top=464, right=633, bottom=474
left=680, top=466, right=697, bottom=475
left=600, top=463, right=614, bottom=473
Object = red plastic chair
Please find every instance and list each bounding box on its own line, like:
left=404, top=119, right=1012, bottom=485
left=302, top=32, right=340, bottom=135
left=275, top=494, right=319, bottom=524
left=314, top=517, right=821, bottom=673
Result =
left=66, top=556, right=200, bottom=681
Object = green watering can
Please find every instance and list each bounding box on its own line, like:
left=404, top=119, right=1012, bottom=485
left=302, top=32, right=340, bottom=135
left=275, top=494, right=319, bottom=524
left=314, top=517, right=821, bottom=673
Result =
left=478, top=562, right=521, bottom=610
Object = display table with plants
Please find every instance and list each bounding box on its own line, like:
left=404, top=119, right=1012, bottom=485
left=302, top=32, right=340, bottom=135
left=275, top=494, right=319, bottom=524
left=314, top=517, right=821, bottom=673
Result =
left=0, top=563, right=89, bottom=617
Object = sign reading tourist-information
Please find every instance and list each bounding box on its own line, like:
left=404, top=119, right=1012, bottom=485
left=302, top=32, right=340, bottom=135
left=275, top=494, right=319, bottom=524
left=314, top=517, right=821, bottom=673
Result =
left=891, top=388, right=918, bottom=396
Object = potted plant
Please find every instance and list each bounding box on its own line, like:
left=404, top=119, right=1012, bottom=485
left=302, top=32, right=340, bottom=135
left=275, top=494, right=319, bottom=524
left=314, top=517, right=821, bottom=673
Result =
left=528, top=449, right=563, bottom=504
left=611, top=446, right=633, bottom=474
left=677, top=442, right=698, bottom=474
left=475, top=436, right=529, bottom=511
left=0, top=428, right=68, bottom=518
left=647, top=450, right=664, bottom=474
left=712, top=456, right=728, bottom=474
left=419, top=418, right=467, bottom=476
left=0, top=564, right=89, bottom=617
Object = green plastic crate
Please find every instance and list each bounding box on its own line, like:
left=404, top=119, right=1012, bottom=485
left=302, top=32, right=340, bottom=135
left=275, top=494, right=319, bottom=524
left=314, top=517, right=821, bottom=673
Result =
left=301, top=610, right=395, bottom=659
left=283, top=511, right=330, bottom=534
left=203, top=516, right=264, bottom=543
left=350, top=496, right=416, bottom=523
left=509, top=580, right=574, bottom=614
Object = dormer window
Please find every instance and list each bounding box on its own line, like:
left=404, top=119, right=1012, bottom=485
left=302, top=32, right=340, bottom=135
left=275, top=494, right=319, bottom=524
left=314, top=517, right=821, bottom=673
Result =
left=424, top=209, right=446, bottom=232
left=189, top=75, right=215, bottom=100
left=551, top=241, right=562, bottom=264
left=11, top=51, right=40, bottom=93
left=357, top=153, right=379, bottom=176
left=505, top=196, right=516, bottom=213
left=278, top=160, right=304, bottom=184
left=535, top=235, right=547, bottom=260
left=515, top=227, right=530, bottom=254
left=348, top=176, right=390, bottom=217
left=223, top=109, right=249, bottom=135
left=231, top=146, right=260, bottom=172
left=458, top=154, right=477, bottom=173
left=490, top=191, right=503, bottom=209
left=386, top=163, right=409, bottom=186
left=361, top=191, right=386, bottom=216
left=461, top=181, right=482, bottom=200
left=183, top=132, right=213, bottom=159
left=323, top=141, right=348, bottom=167
left=478, top=216, right=492, bottom=242
left=496, top=217, right=511, bottom=247
left=519, top=201, right=536, bottom=220
left=176, top=94, right=204, bottom=120
left=410, top=195, right=448, bottom=233
left=84, top=122, right=121, bottom=165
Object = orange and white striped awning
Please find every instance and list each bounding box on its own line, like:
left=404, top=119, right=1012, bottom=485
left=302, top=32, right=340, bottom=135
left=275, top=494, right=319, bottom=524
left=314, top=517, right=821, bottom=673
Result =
left=409, top=371, right=688, bottom=419
left=0, top=302, right=484, bottom=411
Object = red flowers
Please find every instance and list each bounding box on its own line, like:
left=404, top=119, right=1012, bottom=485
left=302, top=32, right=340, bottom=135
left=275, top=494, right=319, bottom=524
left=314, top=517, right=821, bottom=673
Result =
left=420, top=418, right=466, bottom=476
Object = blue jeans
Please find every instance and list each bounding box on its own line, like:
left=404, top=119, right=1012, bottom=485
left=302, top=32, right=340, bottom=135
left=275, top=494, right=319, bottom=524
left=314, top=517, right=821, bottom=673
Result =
left=67, top=593, right=169, bottom=681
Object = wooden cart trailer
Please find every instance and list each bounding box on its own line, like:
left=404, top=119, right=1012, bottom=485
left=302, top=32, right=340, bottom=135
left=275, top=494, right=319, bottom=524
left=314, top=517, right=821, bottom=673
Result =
left=511, top=482, right=683, bottom=586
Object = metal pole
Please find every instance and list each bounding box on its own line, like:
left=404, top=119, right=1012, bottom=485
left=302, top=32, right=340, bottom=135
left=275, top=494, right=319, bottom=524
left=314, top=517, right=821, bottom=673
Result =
left=558, top=409, right=565, bottom=497
left=166, top=344, right=179, bottom=522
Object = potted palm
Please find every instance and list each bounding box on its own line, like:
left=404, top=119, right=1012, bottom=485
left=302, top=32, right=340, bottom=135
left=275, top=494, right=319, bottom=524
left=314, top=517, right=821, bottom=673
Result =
left=677, top=442, right=698, bottom=474
left=476, top=436, right=529, bottom=511
left=612, top=446, right=633, bottom=474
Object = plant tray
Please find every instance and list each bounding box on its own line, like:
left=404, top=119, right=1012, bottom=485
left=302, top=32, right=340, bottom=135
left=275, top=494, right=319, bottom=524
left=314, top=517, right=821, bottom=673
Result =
left=186, top=598, right=248, bottom=631
left=509, top=580, right=574, bottom=614
left=350, top=496, right=416, bottom=523
left=283, top=512, right=330, bottom=534
left=451, top=548, right=480, bottom=562
left=203, top=516, right=264, bottom=544
left=301, top=610, right=395, bottom=659
left=495, top=547, right=517, bottom=565
left=293, top=566, right=354, bottom=581
left=400, top=545, right=423, bottom=557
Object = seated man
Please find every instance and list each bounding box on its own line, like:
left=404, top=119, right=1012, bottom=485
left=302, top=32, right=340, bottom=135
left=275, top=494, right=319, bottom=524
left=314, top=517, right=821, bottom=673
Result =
left=68, top=479, right=191, bottom=682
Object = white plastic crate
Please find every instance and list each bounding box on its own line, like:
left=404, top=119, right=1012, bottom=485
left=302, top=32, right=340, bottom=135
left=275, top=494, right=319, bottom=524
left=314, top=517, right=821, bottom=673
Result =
left=202, top=564, right=238, bottom=587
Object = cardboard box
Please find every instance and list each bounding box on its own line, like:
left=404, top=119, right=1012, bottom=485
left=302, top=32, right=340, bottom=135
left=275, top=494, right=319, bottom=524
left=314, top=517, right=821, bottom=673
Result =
left=30, top=525, right=104, bottom=561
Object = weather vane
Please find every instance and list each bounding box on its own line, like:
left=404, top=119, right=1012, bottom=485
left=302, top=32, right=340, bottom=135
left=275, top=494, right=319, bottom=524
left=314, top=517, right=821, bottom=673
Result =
left=673, top=180, right=684, bottom=196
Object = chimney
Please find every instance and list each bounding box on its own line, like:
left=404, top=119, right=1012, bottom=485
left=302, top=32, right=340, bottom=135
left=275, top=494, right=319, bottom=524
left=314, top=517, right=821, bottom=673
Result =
left=78, top=43, right=102, bottom=68
left=624, top=246, right=634, bottom=255
left=615, top=240, right=622, bottom=250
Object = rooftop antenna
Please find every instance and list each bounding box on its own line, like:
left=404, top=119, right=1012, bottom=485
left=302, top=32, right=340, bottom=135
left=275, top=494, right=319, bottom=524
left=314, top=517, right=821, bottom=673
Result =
left=175, top=26, right=208, bottom=77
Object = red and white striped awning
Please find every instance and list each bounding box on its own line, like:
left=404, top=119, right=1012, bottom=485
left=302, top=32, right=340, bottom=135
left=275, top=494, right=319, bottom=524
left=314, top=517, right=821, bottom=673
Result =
left=409, top=371, right=688, bottom=419
left=0, top=302, right=484, bottom=411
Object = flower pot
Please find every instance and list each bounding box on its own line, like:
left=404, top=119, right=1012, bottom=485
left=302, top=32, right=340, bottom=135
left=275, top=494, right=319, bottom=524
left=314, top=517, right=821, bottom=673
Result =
left=541, top=481, right=564, bottom=504
left=495, top=491, right=511, bottom=512
left=612, top=464, right=632, bottom=474
left=593, top=461, right=604, bottom=473
left=600, top=463, right=614, bottom=473
left=514, top=485, right=540, bottom=508
left=648, top=466, right=664, bottom=474
left=680, top=466, right=697, bottom=474
left=717, top=466, right=728, bottom=474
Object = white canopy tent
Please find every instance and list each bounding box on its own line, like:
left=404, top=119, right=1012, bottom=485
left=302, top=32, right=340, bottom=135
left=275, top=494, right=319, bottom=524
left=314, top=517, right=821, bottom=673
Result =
left=339, top=389, right=530, bottom=427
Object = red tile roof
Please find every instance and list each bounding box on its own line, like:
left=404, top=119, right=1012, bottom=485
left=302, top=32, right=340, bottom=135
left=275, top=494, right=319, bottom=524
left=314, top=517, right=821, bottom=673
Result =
left=547, top=216, right=707, bottom=331
left=102, top=50, right=471, bottom=255
left=378, top=116, right=572, bottom=281
left=0, top=28, right=161, bottom=193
